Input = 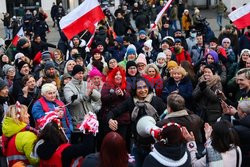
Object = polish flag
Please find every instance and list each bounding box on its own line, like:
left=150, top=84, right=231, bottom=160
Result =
left=59, top=0, right=105, bottom=40
left=12, top=26, right=24, bottom=46
left=151, top=0, right=174, bottom=29
left=229, top=3, right=250, bottom=29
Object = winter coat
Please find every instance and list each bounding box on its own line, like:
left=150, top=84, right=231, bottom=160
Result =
left=218, top=30, right=239, bottom=55
left=106, top=95, right=166, bottom=145
left=99, top=83, right=130, bottom=125
left=217, top=2, right=227, bottom=14
left=192, top=75, right=222, bottom=124
left=64, top=78, right=101, bottom=129
left=32, top=97, right=73, bottom=138
left=2, top=117, right=39, bottom=165
left=143, top=143, right=191, bottom=167
left=12, top=72, right=25, bottom=101
left=172, top=48, right=192, bottom=65
left=239, top=32, right=250, bottom=52
left=186, top=37, right=197, bottom=54
left=54, top=60, right=66, bottom=75
left=187, top=139, right=241, bottom=167
left=159, top=27, right=175, bottom=39
left=17, top=89, right=40, bottom=127
left=190, top=44, right=205, bottom=68
left=135, top=13, right=149, bottom=30
left=108, top=46, right=127, bottom=63
left=182, top=15, right=192, bottom=31
left=157, top=109, right=203, bottom=143
left=162, top=76, right=193, bottom=108
left=113, top=18, right=128, bottom=36
left=87, top=56, right=107, bottom=73
left=31, top=41, right=49, bottom=60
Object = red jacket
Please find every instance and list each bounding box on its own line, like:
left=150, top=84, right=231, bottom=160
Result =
left=172, top=48, right=192, bottom=64
left=39, top=143, right=83, bottom=167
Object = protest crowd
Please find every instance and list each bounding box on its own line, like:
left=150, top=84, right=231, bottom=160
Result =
left=0, top=0, right=250, bottom=166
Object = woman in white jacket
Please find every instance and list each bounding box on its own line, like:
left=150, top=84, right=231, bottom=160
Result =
left=182, top=120, right=242, bottom=167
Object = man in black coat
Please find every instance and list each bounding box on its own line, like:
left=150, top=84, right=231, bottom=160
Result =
left=50, top=2, right=58, bottom=27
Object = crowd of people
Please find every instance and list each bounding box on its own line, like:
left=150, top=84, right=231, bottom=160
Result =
left=0, top=0, right=250, bottom=167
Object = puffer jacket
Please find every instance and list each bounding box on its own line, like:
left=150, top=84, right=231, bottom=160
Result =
left=2, top=117, right=39, bottom=165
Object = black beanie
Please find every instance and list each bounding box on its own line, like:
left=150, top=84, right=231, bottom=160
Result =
left=72, top=65, right=84, bottom=76
left=204, top=64, right=217, bottom=75
left=126, top=61, right=137, bottom=71
left=17, top=61, right=28, bottom=71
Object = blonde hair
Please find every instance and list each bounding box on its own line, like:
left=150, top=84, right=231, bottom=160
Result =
left=41, top=83, right=57, bottom=96
left=144, top=63, right=160, bottom=75
left=6, top=104, right=28, bottom=124
left=171, top=66, right=188, bottom=76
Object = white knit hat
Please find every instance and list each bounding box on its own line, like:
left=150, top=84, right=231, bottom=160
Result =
left=157, top=52, right=167, bottom=60
left=222, top=38, right=231, bottom=45
left=144, top=39, right=152, bottom=49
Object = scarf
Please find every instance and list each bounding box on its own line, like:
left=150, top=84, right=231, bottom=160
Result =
left=199, top=74, right=221, bottom=88
left=131, top=93, right=158, bottom=121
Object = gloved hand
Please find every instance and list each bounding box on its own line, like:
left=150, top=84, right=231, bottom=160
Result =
left=71, top=94, right=78, bottom=103
left=199, top=81, right=207, bottom=91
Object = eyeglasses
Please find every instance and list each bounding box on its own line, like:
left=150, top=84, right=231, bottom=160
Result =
left=223, top=42, right=230, bottom=44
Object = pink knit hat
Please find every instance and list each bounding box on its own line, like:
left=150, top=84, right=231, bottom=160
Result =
left=136, top=53, right=147, bottom=66
left=88, top=67, right=103, bottom=78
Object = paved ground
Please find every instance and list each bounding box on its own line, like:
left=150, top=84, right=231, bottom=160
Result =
left=0, top=8, right=230, bottom=46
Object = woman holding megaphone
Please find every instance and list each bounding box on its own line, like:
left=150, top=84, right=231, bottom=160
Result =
left=107, top=76, right=166, bottom=167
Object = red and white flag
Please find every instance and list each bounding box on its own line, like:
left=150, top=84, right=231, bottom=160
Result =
left=59, top=0, right=105, bottom=40
left=229, top=3, right=250, bottom=29
left=152, top=0, right=174, bottom=29
left=12, top=26, right=24, bottom=46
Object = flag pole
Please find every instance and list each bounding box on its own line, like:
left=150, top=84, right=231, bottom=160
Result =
left=4, top=41, right=13, bottom=54
left=80, top=30, right=88, bottom=39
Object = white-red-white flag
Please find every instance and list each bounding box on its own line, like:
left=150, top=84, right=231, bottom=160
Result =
left=229, top=3, right=250, bottom=29
left=12, top=26, right=24, bottom=46
left=152, top=0, right=174, bottom=29
left=59, top=0, right=105, bottom=40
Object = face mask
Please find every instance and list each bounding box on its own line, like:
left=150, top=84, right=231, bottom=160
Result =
left=190, top=33, right=197, bottom=38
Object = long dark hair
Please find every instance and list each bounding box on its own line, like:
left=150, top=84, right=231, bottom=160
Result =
left=99, top=132, right=128, bottom=167
left=211, top=120, right=240, bottom=153
left=37, top=121, right=68, bottom=147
